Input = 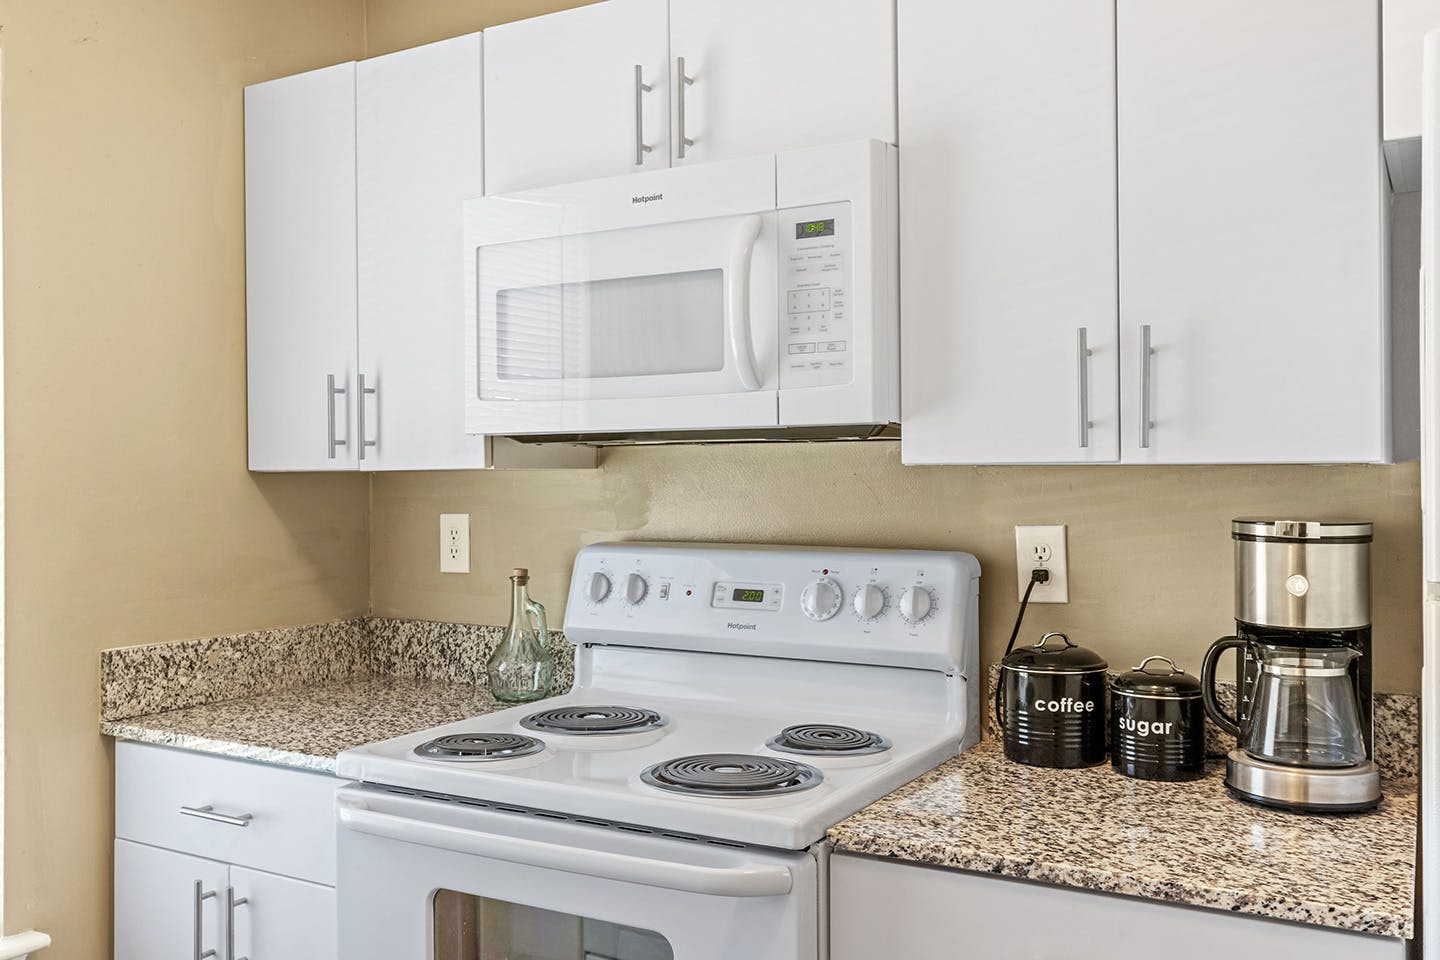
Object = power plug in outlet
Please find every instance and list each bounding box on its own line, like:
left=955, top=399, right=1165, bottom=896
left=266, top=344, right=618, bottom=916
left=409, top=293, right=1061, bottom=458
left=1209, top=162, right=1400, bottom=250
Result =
left=1015, top=524, right=1069, bottom=603
left=440, top=514, right=470, bottom=574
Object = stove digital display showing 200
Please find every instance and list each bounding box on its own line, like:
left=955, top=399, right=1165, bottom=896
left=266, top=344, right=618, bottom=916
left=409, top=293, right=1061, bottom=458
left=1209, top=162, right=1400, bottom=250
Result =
left=731, top=588, right=766, bottom=603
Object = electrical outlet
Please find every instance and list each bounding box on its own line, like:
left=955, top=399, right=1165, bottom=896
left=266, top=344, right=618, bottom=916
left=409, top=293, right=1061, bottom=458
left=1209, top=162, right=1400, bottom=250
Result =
left=440, top=514, right=470, bottom=574
left=1015, top=524, right=1069, bottom=603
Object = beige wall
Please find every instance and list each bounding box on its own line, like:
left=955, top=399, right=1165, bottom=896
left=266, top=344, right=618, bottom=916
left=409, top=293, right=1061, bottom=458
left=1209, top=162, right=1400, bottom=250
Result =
left=373, top=447, right=1423, bottom=695
left=0, top=1, right=369, bottom=956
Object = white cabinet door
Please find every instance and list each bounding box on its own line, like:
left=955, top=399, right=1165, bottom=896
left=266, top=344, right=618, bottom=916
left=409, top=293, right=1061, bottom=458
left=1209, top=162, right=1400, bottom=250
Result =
left=1118, top=0, right=1387, bottom=464
left=898, top=0, right=1118, bottom=465
left=230, top=866, right=337, bottom=960
left=245, top=62, right=359, bottom=472
left=358, top=33, right=490, bottom=470
left=115, top=839, right=229, bottom=960
left=483, top=0, right=670, bottom=195
left=1385, top=0, right=1440, bottom=141
left=830, top=855, right=1406, bottom=960
left=668, top=0, right=895, bottom=166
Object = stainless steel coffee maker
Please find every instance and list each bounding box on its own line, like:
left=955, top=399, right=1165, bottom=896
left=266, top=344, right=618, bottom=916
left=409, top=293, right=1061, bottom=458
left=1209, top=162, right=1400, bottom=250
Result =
left=1200, top=520, right=1381, bottom=813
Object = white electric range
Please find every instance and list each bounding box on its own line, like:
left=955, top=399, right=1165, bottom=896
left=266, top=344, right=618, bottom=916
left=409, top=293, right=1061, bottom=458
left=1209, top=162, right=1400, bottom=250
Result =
left=336, top=542, right=980, bottom=960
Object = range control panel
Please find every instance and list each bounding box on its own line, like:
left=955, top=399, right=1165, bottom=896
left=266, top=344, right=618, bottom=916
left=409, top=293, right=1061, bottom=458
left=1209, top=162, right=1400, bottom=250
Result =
left=779, top=202, right=852, bottom=390
left=564, top=543, right=981, bottom=673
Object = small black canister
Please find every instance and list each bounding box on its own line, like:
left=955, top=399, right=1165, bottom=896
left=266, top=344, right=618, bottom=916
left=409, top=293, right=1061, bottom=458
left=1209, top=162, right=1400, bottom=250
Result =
left=1000, top=632, right=1108, bottom=768
left=1110, top=656, right=1205, bottom=781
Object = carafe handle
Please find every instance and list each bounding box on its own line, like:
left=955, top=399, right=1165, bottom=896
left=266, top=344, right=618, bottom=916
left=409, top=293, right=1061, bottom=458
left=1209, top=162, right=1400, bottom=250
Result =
left=525, top=597, right=549, bottom=648
left=1200, top=636, right=1246, bottom=738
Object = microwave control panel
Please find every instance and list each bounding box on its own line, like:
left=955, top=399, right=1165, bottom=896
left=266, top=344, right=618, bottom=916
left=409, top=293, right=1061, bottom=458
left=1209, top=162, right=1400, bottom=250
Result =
left=779, top=202, right=852, bottom=388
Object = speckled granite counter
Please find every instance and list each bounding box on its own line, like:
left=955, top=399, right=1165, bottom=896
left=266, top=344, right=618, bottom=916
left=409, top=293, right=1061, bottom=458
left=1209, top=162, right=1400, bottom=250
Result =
left=102, top=676, right=510, bottom=773
left=828, top=739, right=1417, bottom=939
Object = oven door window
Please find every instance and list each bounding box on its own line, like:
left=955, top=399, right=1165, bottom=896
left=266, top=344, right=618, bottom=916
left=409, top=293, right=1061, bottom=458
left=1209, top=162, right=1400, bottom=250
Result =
left=435, top=890, right=675, bottom=960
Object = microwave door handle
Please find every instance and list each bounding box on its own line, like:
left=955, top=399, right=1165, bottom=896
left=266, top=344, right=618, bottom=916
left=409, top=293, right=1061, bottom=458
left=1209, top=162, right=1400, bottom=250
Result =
left=336, top=802, right=792, bottom=898
left=728, top=214, right=764, bottom=390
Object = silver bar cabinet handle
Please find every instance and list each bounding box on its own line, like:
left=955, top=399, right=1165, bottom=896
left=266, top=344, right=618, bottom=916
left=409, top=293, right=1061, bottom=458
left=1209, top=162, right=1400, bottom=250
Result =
left=326, top=374, right=347, bottom=460
left=1139, top=324, right=1154, bottom=449
left=357, top=374, right=377, bottom=461
left=676, top=56, right=695, bottom=159
left=227, top=887, right=250, bottom=960
left=1076, top=327, right=1092, bottom=449
left=194, top=880, right=218, bottom=960
left=181, top=804, right=254, bottom=828
left=634, top=65, right=653, bottom=166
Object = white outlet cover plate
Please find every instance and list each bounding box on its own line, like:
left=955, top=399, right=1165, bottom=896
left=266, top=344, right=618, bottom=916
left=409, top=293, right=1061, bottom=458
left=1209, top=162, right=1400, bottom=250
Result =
left=1015, top=524, right=1069, bottom=603
left=440, top=513, right=471, bottom=574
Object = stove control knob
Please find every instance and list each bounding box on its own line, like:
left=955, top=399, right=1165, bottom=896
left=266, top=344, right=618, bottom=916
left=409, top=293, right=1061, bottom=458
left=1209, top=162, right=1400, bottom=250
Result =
left=587, top=571, right=612, bottom=604
left=621, top=573, right=649, bottom=606
left=853, top=583, right=887, bottom=621
left=898, top=586, right=935, bottom=624
left=801, top=578, right=843, bottom=621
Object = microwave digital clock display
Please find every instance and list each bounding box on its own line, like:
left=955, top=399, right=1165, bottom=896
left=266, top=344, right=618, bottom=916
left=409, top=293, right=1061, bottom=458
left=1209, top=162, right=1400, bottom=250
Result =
left=795, top=218, right=836, bottom=239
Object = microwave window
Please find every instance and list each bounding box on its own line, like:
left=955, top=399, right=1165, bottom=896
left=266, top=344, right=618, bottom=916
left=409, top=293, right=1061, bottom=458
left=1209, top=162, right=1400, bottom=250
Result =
left=495, top=269, right=725, bottom=381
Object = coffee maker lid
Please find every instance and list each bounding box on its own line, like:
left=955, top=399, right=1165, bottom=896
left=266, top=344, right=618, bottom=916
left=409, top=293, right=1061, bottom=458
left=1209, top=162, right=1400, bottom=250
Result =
left=1232, top=519, right=1372, bottom=543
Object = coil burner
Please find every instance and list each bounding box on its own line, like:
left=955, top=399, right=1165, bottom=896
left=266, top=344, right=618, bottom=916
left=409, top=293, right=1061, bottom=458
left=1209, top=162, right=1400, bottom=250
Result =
left=414, top=733, right=545, bottom=762
left=641, top=754, right=823, bottom=798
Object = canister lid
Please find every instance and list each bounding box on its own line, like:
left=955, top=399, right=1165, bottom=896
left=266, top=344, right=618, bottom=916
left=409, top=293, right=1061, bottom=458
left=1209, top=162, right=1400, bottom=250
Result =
left=1001, top=632, right=1108, bottom=674
left=1231, top=519, right=1372, bottom=543
left=1111, top=656, right=1202, bottom=697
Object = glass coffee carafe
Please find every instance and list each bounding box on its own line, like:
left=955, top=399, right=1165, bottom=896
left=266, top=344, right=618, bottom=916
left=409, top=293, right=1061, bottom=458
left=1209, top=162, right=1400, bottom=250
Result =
left=1204, top=641, right=1368, bottom=768
left=1241, top=646, right=1367, bottom=767
left=486, top=567, right=555, bottom=703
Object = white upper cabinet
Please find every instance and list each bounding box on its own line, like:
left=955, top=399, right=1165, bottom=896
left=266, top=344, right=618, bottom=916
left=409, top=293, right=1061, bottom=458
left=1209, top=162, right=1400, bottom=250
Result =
left=668, top=0, right=895, bottom=166
left=1385, top=0, right=1440, bottom=141
left=483, top=0, right=897, bottom=195
left=245, top=63, right=359, bottom=472
left=483, top=0, right=670, bottom=195
left=358, top=33, right=489, bottom=470
left=899, top=0, right=1119, bottom=465
left=1118, top=0, right=1388, bottom=464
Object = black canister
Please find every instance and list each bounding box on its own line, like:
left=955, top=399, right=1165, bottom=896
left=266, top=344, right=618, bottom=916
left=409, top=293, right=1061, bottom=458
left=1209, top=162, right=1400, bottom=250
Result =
left=999, top=632, right=1107, bottom=768
left=1110, top=656, right=1205, bottom=781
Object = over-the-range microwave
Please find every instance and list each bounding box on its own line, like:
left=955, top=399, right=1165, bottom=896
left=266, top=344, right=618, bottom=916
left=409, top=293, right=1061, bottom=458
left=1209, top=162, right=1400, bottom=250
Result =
left=463, top=139, right=898, bottom=442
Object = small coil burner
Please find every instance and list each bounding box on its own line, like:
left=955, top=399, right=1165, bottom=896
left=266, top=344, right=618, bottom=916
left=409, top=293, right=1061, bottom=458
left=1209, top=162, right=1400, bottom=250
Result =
left=641, top=754, right=822, bottom=797
left=766, top=724, right=892, bottom=757
left=520, top=705, right=666, bottom=735
left=414, top=732, right=545, bottom=762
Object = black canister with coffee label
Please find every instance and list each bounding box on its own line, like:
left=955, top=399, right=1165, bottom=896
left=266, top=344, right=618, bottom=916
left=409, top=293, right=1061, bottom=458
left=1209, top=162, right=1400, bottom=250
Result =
left=999, top=632, right=1108, bottom=768
left=1110, top=656, right=1206, bottom=781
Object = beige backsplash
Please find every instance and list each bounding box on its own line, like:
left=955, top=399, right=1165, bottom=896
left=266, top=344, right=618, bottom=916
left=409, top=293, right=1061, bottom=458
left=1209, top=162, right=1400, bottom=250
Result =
left=371, top=443, right=1422, bottom=694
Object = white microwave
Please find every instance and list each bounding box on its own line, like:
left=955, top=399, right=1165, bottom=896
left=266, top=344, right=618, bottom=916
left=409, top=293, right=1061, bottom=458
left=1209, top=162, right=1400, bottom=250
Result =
left=463, top=140, right=898, bottom=440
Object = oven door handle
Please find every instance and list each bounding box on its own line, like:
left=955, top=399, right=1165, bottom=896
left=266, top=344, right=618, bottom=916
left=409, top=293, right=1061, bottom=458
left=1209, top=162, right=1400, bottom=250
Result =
left=337, top=803, right=794, bottom=898
left=727, top=214, right=764, bottom=391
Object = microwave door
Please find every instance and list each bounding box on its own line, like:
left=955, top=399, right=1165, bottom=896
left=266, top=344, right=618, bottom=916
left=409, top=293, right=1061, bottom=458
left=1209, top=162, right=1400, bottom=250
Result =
left=472, top=212, right=779, bottom=436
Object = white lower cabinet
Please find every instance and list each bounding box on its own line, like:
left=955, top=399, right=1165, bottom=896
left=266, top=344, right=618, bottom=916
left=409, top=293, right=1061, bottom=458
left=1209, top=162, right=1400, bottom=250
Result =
left=115, top=840, right=229, bottom=960
left=114, top=743, right=337, bottom=960
left=830, top=854, right=1405, bottom=960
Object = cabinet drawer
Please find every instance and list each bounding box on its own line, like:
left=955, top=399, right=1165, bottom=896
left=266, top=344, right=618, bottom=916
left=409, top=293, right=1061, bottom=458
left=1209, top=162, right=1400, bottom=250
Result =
left=830, top=854, right=1405, bottom=960
left=116, top=742, right=337, bottom=885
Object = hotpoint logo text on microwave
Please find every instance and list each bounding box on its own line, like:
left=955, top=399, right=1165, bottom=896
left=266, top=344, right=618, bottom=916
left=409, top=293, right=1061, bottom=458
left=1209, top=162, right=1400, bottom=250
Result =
left=726, top=621, right=758, bottom=631
left=632, top=193, right=664, bottom=204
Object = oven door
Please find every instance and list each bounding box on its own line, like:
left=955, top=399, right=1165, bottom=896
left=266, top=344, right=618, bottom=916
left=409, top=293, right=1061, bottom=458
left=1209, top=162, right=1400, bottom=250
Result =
left=464, top=163, right=781, bottom=438
left=336, top=786, right=818, bottom=960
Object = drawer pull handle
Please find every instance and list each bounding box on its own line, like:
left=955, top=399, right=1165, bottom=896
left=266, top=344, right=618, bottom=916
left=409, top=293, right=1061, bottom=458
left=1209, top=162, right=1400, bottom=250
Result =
left=181, top=804, right=254, bottom=828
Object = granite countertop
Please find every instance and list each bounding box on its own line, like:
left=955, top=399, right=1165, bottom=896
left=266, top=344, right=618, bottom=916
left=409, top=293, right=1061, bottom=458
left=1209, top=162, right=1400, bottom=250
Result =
left=102, top=676, right=508, bottom=773
left=828, top=739, right=1417, bottom=940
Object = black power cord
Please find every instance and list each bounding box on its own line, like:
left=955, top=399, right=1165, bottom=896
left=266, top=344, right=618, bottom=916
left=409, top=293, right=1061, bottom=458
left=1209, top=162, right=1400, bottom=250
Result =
left=993, top=567, right=1051, bottom=732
